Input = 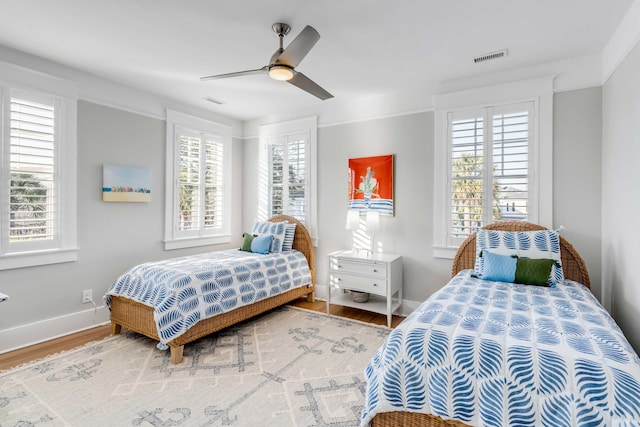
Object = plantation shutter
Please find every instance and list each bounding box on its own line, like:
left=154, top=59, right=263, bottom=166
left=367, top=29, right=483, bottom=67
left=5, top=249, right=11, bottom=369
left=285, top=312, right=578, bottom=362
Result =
left=204, top=137, right=224, bottom=230
left=449, top=111, right=484, bottom=240
left=447, top=102, right=532, bottom=245
left=492, top=105, right=530, bottom=222
left=268, top=140, right=285, bottom=216
left=286, top=135, right=307, bottom=223
left=266, top=133, right=308, bottom=224
left=9, top=95, right=58, bottom=246
left=178, top=132, right=200, bottom=232
left=176, top=128, right=225, bottom=236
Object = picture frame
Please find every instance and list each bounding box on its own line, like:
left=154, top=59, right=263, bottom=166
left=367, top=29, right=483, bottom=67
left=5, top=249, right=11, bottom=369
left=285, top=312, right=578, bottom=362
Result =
left=102, top=164, right=151, bottom=203
left=348, top=154, right=394, bottom=216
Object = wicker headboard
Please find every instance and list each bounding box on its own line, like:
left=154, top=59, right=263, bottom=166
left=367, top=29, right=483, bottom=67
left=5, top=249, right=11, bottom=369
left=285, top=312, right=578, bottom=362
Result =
left=267, top=215, right=315, bottom=286
left=451, top=221, right=591, bottom=289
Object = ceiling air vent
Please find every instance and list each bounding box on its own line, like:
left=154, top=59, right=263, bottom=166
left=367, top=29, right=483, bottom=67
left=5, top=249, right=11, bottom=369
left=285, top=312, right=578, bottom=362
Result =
left=473, top=49, right=508, bottom=64
left=203, top=96, right=226, bottom=105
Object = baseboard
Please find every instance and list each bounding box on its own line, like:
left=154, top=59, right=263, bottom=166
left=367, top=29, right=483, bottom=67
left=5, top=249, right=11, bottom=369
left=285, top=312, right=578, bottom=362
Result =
left=0, top=305, right=111, bottom=354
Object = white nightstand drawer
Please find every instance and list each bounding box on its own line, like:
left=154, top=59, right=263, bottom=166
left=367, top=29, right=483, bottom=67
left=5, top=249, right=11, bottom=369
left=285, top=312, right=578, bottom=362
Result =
left=330, top=258, right=387, bottom=278
left=330, top=272, right=387, bottom=296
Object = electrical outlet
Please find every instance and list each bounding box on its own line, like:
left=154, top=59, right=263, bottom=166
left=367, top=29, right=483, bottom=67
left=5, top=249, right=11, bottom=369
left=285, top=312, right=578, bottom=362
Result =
left=82, top=289, right=93, bottom=304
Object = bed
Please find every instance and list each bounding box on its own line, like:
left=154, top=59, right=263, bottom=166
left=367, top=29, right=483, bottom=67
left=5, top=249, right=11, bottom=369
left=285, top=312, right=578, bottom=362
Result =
left=363, top=221, right=640, bottom=427
left=106, top=215, right=315, bottom=365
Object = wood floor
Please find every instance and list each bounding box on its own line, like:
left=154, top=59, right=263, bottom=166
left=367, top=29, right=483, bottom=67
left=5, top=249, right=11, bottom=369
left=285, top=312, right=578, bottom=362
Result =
left=0, top=299, right=404, bottom=371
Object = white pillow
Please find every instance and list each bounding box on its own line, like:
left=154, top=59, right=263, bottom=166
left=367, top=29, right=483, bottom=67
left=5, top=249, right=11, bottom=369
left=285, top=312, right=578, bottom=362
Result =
left=474, top=229, right=564, bottom=285
left=251, top=221, right=287, bottom=253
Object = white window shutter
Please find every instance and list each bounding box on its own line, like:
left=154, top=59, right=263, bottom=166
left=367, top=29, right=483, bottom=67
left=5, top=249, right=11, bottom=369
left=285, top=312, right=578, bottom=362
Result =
left=9, top=96, right=58, bottom=248
left=447, top=102, right=533, bottom=246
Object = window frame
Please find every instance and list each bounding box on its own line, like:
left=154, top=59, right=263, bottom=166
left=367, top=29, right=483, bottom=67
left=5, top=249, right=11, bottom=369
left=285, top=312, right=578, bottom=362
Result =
left=258, top=116, right=318, bottom=245
left=164, top=110, right=232, bottom=250
left=0, top=62, right=78, bottom=270
left=433, top=77, right=554, bottom=259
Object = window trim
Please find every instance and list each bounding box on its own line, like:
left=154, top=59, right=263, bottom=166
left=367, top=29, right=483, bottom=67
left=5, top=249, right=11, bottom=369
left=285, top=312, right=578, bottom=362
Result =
left=0, top=61, right=78, bottom=270
left=258, top=116, right=318, bottom=245
left=433, top=76, right=554, bottom=259
left=164, top=110, right=232, bottom=250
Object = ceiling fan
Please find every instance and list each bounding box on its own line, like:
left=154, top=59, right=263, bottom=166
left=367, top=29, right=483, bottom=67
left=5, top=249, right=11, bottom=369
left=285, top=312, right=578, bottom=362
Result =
left=200, top=23, right=333, bottom=100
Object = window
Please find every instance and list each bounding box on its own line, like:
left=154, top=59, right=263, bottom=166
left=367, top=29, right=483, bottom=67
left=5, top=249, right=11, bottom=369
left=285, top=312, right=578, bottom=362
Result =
left=433, top=77, right=553, bottom=258
left=449, top=103, right=532, bottom=243
left=0, top=63, right=78, bottom=270
left=266, top=134, right=307, bottom=222
left=258, top=117, right=318, bottom=244
left=165, top=110, right=231, bottom=250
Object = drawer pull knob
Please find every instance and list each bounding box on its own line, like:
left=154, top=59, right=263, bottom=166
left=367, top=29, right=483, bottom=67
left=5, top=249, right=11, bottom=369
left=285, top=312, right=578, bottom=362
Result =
left=373, top=283, right=378, bottom=287
left=373, top=269, right=378, bottom=272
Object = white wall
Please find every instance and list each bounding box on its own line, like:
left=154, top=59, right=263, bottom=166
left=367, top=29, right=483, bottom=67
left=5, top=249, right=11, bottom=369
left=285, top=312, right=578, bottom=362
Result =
left=554, top=87, right=603, bottom=300
left=602, top=40, right=640, bottom=352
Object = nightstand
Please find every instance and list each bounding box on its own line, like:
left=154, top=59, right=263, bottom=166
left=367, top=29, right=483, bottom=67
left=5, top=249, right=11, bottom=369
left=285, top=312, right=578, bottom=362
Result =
left=327, top=250, right=402, bottom=327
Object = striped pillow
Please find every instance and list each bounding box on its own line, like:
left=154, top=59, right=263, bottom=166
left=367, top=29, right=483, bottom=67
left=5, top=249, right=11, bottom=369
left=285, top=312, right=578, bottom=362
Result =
left=282, top=223, right=296, bottom=251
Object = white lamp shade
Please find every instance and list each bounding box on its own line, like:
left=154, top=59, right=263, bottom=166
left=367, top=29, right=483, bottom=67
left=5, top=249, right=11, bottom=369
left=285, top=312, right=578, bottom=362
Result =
left=365, top=210, right=380, bottom=232
left=346, top=209, right=360, bottom=230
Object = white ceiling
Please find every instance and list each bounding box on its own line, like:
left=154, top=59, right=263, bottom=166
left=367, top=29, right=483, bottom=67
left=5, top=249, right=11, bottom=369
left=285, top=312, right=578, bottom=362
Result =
left=0, top=0, right=634, bottom=122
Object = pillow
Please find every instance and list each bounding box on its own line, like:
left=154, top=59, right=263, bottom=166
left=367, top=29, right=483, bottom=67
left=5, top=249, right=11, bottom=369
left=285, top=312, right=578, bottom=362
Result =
left=251, top=221, right=287, bottom=253
left=282, top=222, right=296, bottom=251
left=240, top=233, right=256, bottom=252
left=474, top=229, right=564, bottom=285
left=250, top=234, right=273, bottom=254
left=480, top=250, right=517, bottom=282
left=515, top=257, right=556, bottom=286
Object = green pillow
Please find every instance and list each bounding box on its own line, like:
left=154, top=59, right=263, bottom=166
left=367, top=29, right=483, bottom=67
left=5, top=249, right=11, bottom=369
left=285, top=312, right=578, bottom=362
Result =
left=240, top=232, right=256, bottom=252
left=515, top=257, right=555, bottom=286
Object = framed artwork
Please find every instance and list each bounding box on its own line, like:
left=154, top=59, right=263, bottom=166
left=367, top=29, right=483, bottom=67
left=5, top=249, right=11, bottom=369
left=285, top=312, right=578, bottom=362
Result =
left=102, top=164, right=151, bottom=203
left=348, top=154, right=394, bottom=216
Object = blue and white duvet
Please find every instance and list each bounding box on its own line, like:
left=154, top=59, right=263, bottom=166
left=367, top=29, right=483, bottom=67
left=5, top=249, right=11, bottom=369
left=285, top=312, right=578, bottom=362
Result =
left=105, top=249, right=311, bottom=344
left=361, top=270, right=640, bottom=426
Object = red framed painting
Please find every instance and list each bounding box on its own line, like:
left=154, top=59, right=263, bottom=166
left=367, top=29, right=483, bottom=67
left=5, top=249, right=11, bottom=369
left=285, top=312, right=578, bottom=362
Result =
left=348, top=154, right=394, bottom=216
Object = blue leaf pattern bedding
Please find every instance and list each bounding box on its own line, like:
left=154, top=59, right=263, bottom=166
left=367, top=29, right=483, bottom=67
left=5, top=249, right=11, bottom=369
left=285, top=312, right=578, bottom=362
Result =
left=105, top=249, right=311, bottom=344
left=361, top=270, right=640, bottom=426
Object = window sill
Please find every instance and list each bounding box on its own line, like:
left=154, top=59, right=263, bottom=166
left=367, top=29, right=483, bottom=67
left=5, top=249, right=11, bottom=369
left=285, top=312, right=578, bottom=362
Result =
left=433, top=246, right=458, bottom=260
left=0, top=248, right=79, bottom=271
left=164, top=235, right=232, bottom=251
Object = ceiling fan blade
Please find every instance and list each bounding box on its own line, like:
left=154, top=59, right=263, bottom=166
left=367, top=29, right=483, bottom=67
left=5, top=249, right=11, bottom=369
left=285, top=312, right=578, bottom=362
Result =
left=275, top=25, right=320, bottom=68
left=288, top=71, right=333, bottom=100
left=200, top=66, right=267, bottom=81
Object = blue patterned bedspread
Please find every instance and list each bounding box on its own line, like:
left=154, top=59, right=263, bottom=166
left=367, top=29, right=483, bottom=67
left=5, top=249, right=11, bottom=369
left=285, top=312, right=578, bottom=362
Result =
left=361, top=270, right=640, bottom=426
left=105, top=249, right=311, bottom=344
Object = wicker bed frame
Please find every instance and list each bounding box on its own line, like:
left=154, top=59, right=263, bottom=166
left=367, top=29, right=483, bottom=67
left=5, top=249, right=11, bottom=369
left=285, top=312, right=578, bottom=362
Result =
left=370, top=221, right=591, bottom=427
left=109, top=215, right=315, bottom=365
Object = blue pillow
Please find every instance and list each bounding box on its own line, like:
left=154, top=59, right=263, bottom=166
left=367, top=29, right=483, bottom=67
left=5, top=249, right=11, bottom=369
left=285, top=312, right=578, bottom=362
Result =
left=481, top=250, right=517, bottom=282
left=250, top=235, right=273, bottom=254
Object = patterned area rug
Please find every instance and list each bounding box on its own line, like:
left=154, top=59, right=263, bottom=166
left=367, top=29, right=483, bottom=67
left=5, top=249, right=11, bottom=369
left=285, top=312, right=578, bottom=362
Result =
left=0, top=306, right=390, bottom=426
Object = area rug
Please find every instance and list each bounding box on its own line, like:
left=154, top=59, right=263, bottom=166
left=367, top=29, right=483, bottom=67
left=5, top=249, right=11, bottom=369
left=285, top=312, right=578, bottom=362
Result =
left=0, top=306, right=390, bottom=426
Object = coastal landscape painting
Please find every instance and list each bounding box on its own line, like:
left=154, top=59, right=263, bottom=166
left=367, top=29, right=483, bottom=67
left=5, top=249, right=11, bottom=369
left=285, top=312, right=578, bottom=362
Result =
left=102, top=165, right=151, bottom=202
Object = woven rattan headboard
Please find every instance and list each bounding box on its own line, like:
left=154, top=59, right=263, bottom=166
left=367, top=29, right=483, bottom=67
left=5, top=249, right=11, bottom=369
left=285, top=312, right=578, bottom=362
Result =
left=451, top=221, right=591, bottom=289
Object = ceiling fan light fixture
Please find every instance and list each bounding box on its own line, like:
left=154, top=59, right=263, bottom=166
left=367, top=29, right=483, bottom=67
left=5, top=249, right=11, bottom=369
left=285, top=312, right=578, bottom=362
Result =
left=268, top=65, right=294, bottom=81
